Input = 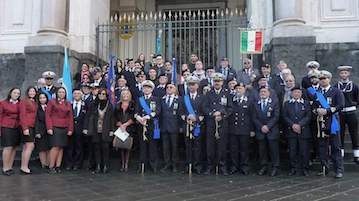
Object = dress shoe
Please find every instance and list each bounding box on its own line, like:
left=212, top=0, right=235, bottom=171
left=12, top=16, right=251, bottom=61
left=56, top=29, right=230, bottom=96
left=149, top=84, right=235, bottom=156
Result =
left=229, top=167, right=238, bottom=175
left=55, top=167, right=62, bottom=173
left=2, top=170, right=12, bottom=176
left=257, top=167, right=267, bottom=176
left=241, top=168, right=249, bottom=175
left=270, top=168, right=278, bottom=177
left=94, top=164, right=101, bottom=174
left=72, top=166, right=79, bottom=171
left=316, top=168, right=329, bottom=176
left=288, top=169, right=296, bottom=176
left=103, top=165, right=109, bottom=174
left=202, top=168, right=211, bottom=175
left=20, top=169, right=32, bottom=175
left=335, top=172, right=343, bottom=179
left=160, top=165, right=170, bottom=173
left=303, top=170, right=309, bottom=177
left=48, top=168, right=57, bottom=174
left=193, top=168, right=201, bottom=175
left=65, top=166, right=72, bottom=171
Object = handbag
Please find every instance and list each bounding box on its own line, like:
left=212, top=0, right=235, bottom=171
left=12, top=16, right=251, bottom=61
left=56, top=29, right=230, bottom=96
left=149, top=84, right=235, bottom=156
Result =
left=113, top=136, right=133, bottom=150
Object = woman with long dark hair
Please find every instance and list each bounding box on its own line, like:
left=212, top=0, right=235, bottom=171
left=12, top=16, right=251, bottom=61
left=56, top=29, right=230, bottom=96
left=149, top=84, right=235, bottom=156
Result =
left=83, top=88, right=114, bottom=174
left=114, top=89, right=135, bottom=172
left=35, top=92, right=50, bottom=169
left=0, top=88, right=21, bottom=176
left=19, top=86, right=38, bottom=174
left=45, top=87, right=74, bottom=174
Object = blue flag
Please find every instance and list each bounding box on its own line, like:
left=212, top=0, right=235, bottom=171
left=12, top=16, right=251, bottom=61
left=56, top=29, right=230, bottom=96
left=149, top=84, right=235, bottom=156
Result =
left=156, top=30, right=162, bottom=55
left=107, top=54, right=116, bottom=105
left=171, top=58, right=177, bottom=84
left=62, top=47, right=72, bottom=101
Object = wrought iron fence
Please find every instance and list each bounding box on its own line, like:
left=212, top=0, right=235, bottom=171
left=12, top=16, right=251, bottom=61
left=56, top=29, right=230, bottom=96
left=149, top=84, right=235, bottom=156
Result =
left=96, top=8, right=247, bottom=69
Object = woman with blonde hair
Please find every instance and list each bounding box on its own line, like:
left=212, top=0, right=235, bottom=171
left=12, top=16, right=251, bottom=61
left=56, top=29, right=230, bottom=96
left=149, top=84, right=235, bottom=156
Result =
left=114, top=89, right=135, bottom=172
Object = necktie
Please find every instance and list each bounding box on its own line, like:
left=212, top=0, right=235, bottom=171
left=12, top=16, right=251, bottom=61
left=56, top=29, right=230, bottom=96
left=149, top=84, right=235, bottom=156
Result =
left=191, top=94, right=195, bottom=100
left=166, top=97, right=170, bottom=107
left=74, top=103, right=79, bottom=118
left=261, top=100, right=267, bottom=112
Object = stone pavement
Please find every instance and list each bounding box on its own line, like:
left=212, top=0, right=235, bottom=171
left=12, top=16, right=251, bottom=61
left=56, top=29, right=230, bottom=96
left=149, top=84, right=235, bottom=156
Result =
left=1, top=166, right=359, bottom=201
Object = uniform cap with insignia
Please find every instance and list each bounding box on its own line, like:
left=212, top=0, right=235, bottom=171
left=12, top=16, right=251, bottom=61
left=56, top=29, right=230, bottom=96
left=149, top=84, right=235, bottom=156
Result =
left=42, top=71, right=56, bottom=79
left=337, top=65, right=352, bottom=72
left=142, top=80, right=155, bottom=89
left=186, top=76, right=200, bottom=84
left=319, top=70, right=332, bottom=79
left=306, top=61, right=320, bottom=69
left=213, top=73, right=225, bottom=81
left=118, top=75, right=126, bottom=80
left=307, top=69, right=320, bottom=78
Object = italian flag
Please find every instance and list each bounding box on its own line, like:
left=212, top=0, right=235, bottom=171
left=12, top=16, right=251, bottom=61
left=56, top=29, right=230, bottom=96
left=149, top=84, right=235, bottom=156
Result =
left=240, top=31, right=263, bottom=53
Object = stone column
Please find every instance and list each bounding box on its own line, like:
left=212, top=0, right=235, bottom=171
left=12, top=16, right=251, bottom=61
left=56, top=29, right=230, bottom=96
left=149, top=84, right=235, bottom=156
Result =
left=24, top=0, right=70, bottom=89
left=268, top=0, right=316, bottom=78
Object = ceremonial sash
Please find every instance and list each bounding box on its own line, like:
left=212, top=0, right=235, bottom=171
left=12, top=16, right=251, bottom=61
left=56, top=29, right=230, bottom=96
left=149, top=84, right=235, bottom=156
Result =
left=41, top=87, right=53, bottom=100
left=139, top=96, right=160, bottom=139
left=307, top=87, right=340, bottom=135
left=184, top=95, right=200, bottom=137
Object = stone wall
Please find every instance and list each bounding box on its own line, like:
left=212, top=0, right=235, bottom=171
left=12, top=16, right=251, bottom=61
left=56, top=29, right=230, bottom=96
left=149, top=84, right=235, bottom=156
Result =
left=0, top=54, right=26, bottom=99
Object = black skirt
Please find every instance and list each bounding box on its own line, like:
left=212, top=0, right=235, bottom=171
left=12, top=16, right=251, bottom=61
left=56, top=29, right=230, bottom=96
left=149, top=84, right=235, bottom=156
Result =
left=35, top=131, right=49, bottom=151
left=49, top=127, right=68, bottom=147
left=22, top=127, right=35, bottom=143
left=1, top=127, right=21, bottom=147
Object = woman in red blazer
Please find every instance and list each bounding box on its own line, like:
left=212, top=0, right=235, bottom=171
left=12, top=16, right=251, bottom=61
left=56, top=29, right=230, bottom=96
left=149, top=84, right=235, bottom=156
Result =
left=0, top=88, right=21, bottom=176
left=45, top=87, right=74, bottom=174
left=19, top=86, right=38, bottom=174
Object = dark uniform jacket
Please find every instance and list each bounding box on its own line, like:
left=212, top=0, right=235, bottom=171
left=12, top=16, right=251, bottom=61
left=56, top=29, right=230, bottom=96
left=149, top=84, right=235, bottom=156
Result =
left=160, top=95, right=183, bottom=134
left=203, top=88, right=233, bottom=122
left=72, top=101, right=87, bottom=135
left=252, top=97, right=280, bottom=140
left=282, top=99, right=312, bottom=139
left=135, top=95, right=161, bottom=140
left=228, top=93, right=254, bottom=135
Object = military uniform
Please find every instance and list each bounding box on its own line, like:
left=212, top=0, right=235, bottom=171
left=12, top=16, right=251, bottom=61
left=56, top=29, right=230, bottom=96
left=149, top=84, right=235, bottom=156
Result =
left=312, top=71, right=344, bottom=178
left=160, top=93, right=183, bottom=172
left=252, top=88, right=280, bottom=176
left=40, top=71, right=57, bottom=100
left=203, top=73, right=233, bottom=175
left=282, top=89, right=312, bottom=176
left=335, top=66, right=359, bottom=163
left=228, top=87, right=254, bottom=175
left=135, top=80, right=161, bottom=173
left=181, top=76, right=206, bottom=174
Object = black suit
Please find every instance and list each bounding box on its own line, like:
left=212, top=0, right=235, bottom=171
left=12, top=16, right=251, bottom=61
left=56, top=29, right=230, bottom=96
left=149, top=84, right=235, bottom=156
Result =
left=153, top=86, right=166, bottom=99
left=135, top=95, right=161, bottom=171
left=203, top=88, right=233, bottom=172
left=65, top=102, right=87, bottom=168
left=160, top=95, right=183, bottom=169
left=283, top=99, right=312, bottom=171
left=228, top=94, right=254, bottom=172
left=252, top=98, right=280, bottom=168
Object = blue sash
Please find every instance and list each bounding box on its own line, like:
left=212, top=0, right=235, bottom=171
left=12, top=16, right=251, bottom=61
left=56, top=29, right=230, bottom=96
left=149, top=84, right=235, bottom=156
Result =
left=41, top=87, right=53, bottom=100
left=139, top=96, right=160, bottom=139
left=184, top=95, right=201, bottom=137
left=307, top=87, right=340, bottom=135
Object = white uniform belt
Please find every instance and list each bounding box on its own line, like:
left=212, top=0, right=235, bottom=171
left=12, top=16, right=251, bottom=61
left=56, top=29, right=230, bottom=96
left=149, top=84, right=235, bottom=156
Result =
left=342, top=106, right=357, bottom=112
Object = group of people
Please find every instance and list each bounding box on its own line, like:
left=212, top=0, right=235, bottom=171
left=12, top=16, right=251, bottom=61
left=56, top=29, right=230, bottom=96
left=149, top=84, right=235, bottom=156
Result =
left=0, top=53, right=357, bottom=180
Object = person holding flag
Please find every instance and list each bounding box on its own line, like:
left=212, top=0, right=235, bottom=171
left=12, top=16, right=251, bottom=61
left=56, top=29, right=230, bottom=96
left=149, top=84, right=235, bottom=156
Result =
left=309, top=70, right=344, bottom=178
left=134, top=80, right=161, bottom=174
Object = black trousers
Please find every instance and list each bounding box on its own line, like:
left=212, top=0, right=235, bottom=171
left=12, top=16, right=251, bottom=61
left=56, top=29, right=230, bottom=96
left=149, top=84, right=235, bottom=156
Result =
left=65, top=130, right=84, bottom=168
left=139, top=132, right=158, bottom=170
left=162, top=132, right=178, bottom=167
left=206, top=122, right=227, bottom=168
left=340, top=112, right=359, bottom=151
left=318, top=133, right=344, bottom=174
left=85, top=135, right=95, bottom=168
left=184, top=135, right=201, bottom=171
left=230, top=134, right=249, bottom=170
left=258, top=139, right=280, bottom=168
left=288, top=138, right=310, bottom=170
left=93, top=133, right=110, bottom=167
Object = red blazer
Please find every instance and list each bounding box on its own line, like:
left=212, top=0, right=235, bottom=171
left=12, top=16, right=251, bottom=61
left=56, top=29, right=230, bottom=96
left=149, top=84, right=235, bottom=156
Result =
left=19, top=99, right=38, bottom=130
left=0, top=100, right=20, bottom=128
left=45, top=99, right=74, bottom=132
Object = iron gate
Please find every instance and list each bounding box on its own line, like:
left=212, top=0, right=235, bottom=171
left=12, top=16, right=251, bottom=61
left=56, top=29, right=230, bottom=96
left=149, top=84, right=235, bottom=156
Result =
left=96, top=8, right=247, bottom=69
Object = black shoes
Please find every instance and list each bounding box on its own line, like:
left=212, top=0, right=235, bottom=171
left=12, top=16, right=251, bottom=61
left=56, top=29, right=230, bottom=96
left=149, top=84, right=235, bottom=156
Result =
left=270, top=168, right=278, bottom=177
left=48, top=168, right=57, bottom=174
left=20, top=169, right=32, bottom=175
left=288, top=169, right=296, bottom=176
left=258, top=167, right=267, bottom=176
left=2, top=169, right=13, bottom=176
